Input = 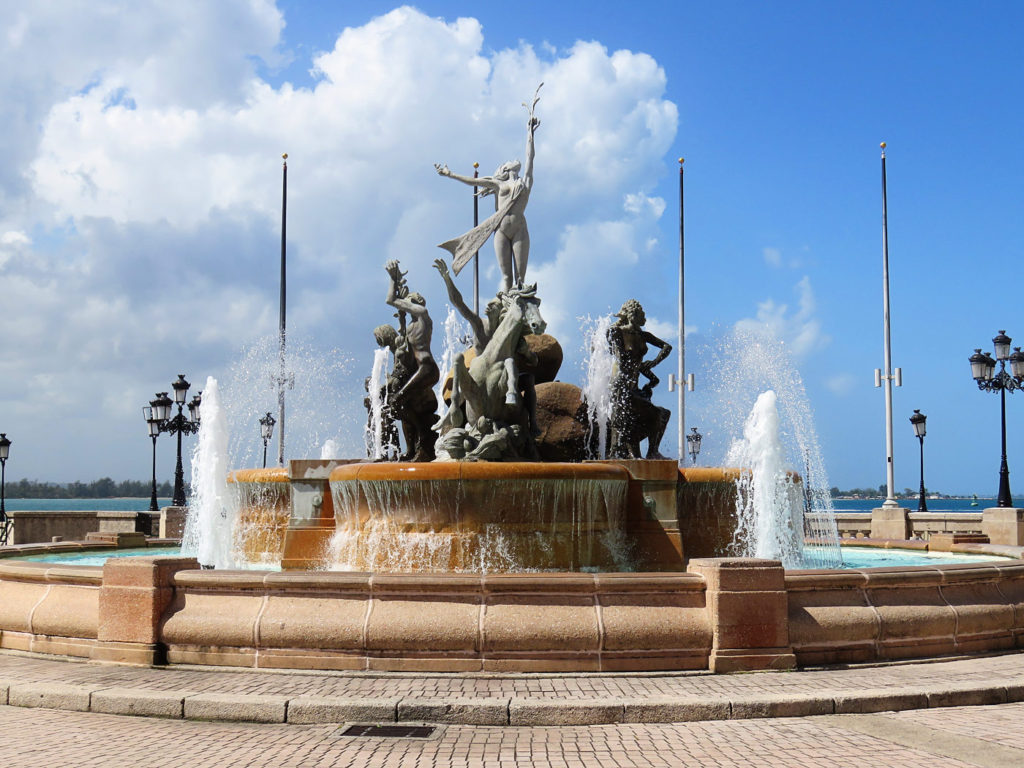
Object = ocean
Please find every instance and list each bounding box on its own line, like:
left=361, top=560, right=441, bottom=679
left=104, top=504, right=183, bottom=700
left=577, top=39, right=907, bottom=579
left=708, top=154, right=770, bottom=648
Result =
left=3, top=498, right=174, bottom=512
left=831, top=497, right=1008, bottom=513
left=2, top=497, right=1006, bottom=513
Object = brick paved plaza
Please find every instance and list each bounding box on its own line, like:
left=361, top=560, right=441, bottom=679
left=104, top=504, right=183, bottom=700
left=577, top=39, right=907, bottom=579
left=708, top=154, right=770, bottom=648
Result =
left=1, top=701, right=1024, bottom=767
left=3, top=650, right=1024, bottom=766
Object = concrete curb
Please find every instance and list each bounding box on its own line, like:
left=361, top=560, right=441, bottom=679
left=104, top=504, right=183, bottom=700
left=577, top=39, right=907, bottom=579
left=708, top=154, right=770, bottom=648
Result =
left=0, top=678, right=1019, bottom=726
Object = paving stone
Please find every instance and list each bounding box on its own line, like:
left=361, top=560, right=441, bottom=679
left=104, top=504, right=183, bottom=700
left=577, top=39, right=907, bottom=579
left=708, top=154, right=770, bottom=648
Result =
left=927, top=685, right=1007, bottom=709
left=398, top=697, right=509, bottom=725
left=621, top=696, right=730, bottom=723
left=509, top=699, right=623, bottom=725
left=730, top=694, right=834, bottom=719
left=287, top=696, right=399, bottom=724
left=8, top=682, right=91, bottom=712
left=0, top=647, right=1022, bottom=728
left=833, top=688, right=929, bottom=714
left=184, top=693, right=288, bottom=723
left=90, top=687, right=185, bottom=718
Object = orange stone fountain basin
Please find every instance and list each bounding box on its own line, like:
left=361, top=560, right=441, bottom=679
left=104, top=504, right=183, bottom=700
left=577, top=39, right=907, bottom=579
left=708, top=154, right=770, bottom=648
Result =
left=4, top=459, right=1024, bottom=673
left=229, top=467, right=290, bottom=568
left=283, top=461, right=633, bottom=572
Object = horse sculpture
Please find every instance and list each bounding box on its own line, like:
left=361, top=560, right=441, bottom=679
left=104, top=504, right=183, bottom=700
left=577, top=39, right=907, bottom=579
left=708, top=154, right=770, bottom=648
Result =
left=434, top=284, right=546, bottom=461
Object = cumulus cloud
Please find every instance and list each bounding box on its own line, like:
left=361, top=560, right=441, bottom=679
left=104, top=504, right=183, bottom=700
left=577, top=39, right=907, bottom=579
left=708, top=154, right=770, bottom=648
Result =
left=762, top=246, right=782, bottom=267
left=0, top=4, right=678, bottom=479
left=735, top=276, right=830, bottom=358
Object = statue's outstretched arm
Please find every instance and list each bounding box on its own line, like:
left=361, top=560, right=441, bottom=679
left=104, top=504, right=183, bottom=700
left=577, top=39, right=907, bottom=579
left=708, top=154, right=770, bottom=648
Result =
left=390, top=297, right=428, bottom=318
left=435, top=164, right=498, bottom=192
left=433, top=259, right=486, bottom=346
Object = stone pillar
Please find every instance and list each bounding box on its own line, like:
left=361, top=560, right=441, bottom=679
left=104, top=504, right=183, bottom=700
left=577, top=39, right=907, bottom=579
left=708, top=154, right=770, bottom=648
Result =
left=159, top=505, right=187, bottom=539
left=982, top=507, right=1024, bottom=546
left=93, top=556, right=198, bottom=665
left=870, top=505, right=910, bottom=540
left=686, top=558, right=795, bottom=673
left=599, top=459, right=684, bottom=570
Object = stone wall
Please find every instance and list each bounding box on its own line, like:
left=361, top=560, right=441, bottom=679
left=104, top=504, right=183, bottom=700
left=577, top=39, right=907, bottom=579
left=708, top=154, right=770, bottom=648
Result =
left=833, top=510, right=993, bottom=541
left=7, top=509, right=158, bottom=545
left=3, top=553, right=1024, bottom=673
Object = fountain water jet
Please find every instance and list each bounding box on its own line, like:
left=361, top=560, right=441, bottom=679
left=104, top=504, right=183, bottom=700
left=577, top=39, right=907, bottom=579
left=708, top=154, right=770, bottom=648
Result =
left=694, top=327, right=843, bottom=566
left=581, top=314, right=615, bottom=459
left=365, top=348, right=391, bottom=460
left=182, top=378, right=236, bottom=569
left=728, top=391, right=806, bottom=567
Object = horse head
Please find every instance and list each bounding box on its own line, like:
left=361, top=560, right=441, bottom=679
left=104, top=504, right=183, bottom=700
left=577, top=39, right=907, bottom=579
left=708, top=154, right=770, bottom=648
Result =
left=500, top=284, right=546, bottom=336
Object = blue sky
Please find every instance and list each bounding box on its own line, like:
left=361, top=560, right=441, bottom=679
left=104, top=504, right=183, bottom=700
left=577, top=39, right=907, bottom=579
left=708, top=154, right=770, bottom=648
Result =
left=1, top=1, right=1023, bottom=496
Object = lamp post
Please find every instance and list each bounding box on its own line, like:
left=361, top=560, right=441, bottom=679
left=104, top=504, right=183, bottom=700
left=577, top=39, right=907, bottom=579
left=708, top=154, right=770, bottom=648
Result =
left=142, top=405, right=162, bottom=512
left=259, top=412, right=276, bottom=469
left=152, top=375, right=202, bottom=507
left=909, top=409, right=927, bottom=512
left=686, top=427, right=702, bottom=466
left=969, top=331, right=1024, bottom=507
left=0, top=433, right=10, bottom=545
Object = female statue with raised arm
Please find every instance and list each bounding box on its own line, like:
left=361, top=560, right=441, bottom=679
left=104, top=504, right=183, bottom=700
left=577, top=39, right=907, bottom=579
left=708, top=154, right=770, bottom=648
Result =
left=435, top=85, right=541, bottom=292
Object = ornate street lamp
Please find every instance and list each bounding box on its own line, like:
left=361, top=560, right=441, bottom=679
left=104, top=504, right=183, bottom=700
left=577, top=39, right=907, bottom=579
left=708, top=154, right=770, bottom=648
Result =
left=686, top=427, right=702, bottom=466
left=970, top=332, right=1024, bottom=507
left=143, top=404, right=162, bottom=512
left=0, top=433, right=10, bottom=546
left=909, top=410, right=927, bottom=512
left=151, top=376, right=201, bottom=507
left=259, top=412, right=276, bottom=469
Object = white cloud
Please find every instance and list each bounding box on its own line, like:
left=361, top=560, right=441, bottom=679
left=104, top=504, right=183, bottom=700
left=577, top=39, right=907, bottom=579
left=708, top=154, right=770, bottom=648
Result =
left=735, top=276, right=830, bottom=358
left=0, top=4, right=678, bottom=479
left=1, top=230, right=30, bottom=247
left=763, top=246, right=782, bottom=267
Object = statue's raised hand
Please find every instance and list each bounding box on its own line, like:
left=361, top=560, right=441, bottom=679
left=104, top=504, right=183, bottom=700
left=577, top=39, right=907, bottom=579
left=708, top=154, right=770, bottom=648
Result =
left=434, top=163, right=451, bottom=177
left=529, top=116, right=541, bottom=133
left=432, top=257, right=450, bottom=278
left=385, top=259, right=406, bottom=281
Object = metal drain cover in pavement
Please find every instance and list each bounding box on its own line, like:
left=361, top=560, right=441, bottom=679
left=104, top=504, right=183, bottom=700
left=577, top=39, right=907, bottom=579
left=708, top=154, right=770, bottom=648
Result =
left=341, top=725, right=436, bottom=739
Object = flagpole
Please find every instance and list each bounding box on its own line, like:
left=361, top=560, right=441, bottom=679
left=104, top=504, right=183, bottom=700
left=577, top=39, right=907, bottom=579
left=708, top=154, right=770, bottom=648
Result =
left=677, top=158, right=686, bottom=463
left=473, top=162, right=480, bottom=316
left=277, top=153, right=288, bottom=467
left=880, top=142, right=898, bottom=507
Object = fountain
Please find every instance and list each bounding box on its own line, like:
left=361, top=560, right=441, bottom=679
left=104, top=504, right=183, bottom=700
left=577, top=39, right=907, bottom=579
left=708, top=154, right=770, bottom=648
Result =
left=3, top=86, right=1024, bottom=677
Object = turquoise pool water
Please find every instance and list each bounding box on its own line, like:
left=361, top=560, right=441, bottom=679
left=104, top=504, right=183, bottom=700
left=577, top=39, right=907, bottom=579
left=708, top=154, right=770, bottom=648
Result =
left=11, top=545, right=1015, bottom=569
left=17, top=547, right=181, bottom=566
left=805, top=546, right=1011, bottom=569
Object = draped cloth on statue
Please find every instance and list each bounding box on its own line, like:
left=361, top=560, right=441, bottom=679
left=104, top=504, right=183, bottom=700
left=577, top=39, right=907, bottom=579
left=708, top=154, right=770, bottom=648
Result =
left=437, top=181, right=525, bottom=275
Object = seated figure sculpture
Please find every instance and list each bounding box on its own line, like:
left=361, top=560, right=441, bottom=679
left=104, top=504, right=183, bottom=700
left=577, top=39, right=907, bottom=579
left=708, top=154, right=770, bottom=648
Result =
left=607, top=299, right=672, bottom=460
left=380, top=260, right=439, bottom=462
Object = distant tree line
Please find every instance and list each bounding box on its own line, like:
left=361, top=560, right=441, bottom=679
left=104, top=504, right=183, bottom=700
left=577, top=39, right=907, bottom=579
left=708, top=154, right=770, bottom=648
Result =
left=830, top=485, right=944, bottom=498
left=4, top=478, right=174, bottom=499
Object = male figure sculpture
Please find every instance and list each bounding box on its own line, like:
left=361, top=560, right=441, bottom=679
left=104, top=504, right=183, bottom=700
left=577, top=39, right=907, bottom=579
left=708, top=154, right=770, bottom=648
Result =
left=382, top=260, right=439, bottom=462
left=607, top=299, right=672, bottom=460
left=435, top=84, right=541, bottom=292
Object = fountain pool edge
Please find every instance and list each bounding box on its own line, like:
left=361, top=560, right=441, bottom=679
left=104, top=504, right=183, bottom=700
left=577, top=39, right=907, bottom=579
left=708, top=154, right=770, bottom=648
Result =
left=2, top=539, right=1024, bottom=672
